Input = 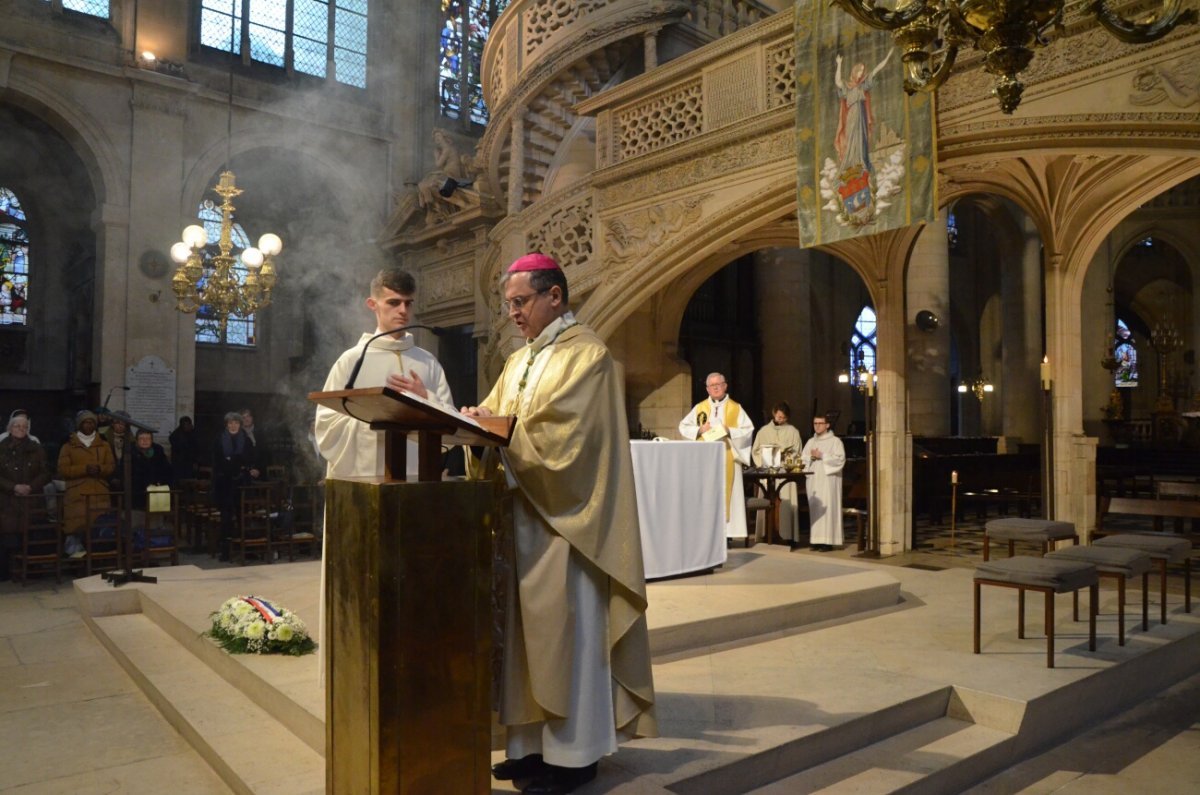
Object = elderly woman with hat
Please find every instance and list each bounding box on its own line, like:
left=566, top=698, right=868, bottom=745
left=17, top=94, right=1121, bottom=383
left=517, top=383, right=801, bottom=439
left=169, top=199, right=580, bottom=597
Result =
left=0, top=412, right=50, bottom=578
left=57, top=410, right=116, bottom=556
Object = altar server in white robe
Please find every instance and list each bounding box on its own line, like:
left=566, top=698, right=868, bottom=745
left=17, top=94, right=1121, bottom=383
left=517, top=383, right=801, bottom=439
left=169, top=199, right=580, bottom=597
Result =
left=313, top=267, right=454, bottom=682
left=800, top=414, right=846, bottom=551
left=678, top=373, right=754, bottom=540
left=751, top=402, right=803, bottom=542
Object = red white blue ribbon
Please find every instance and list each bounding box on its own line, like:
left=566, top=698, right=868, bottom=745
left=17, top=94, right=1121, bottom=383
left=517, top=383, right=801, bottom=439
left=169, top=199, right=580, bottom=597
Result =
left=242, top=596, right=282, bottom=624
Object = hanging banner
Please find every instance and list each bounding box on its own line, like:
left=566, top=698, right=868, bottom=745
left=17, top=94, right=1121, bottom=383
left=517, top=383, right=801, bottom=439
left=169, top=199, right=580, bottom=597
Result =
left=794, top=1, right=936, bottom=248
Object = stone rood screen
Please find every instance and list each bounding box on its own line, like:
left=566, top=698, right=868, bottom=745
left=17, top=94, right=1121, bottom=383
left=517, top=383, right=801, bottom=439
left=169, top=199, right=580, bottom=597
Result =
left=793, top=1, right=935, bottom=248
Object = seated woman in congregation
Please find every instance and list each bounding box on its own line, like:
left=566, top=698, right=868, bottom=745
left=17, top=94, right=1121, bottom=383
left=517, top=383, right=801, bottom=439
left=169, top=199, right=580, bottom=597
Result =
left=0, top=412, right=50, bottom=579
left=57, top=410, right=115, bottom=558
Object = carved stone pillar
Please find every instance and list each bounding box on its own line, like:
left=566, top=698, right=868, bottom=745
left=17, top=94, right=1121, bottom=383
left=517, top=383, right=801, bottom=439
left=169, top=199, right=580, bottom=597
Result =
left=875, top=279, right=911, bottom=555
left=643, top=30, right=658, bottom=70
left=507, top=107, right=525, bottom=216
left=1044, top=251, right=1095, bottom=538
left=905, top=208, right=950, bottom=437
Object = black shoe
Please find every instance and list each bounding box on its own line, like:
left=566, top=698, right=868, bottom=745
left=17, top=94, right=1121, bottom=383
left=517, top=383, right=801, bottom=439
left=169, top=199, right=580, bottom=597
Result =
left=522, top=762, right=598, bottom=794
left=491, top=753, right=547, bottom=781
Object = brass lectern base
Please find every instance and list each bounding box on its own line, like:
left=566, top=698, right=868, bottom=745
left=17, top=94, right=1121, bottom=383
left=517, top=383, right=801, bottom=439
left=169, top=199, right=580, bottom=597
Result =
left=326, top=478, right=497, bottom=794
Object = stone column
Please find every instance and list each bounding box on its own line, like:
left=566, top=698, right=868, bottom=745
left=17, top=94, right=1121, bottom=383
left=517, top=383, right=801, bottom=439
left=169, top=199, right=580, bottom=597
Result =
left=643, top=30, right=658, bottom=70
left=92, top=201, right=132, bottom=403
left=129, top=84, right=190, bottom=428
left=754, top=248, right=811, bottom=418
left=1044, top=251, right=1095, bottom=538
left=905, top=208, right=950, bottom=436
left=1000, top=214, right=1042, bottom=443
left=875, top=279, right=911, bottom=555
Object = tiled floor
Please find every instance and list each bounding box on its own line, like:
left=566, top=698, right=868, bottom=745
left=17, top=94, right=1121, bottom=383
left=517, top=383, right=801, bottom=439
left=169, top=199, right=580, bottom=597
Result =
left=3, top=537, right=1200, bottom=794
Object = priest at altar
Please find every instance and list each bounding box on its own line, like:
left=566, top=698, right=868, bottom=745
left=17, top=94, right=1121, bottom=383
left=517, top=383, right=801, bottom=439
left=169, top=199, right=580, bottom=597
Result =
left=678, top=373, right=754, bottom=541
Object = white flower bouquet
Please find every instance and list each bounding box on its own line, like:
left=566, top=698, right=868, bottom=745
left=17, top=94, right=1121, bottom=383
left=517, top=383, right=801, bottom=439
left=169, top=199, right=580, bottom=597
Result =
left=207, top=595, right=316, bottom=656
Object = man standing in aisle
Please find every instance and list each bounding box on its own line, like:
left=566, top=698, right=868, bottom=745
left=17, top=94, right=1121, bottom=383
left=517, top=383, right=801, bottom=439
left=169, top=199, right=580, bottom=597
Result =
left=678, top=372, right=754, bottom=542
left=801, top=413, right=846, bottom=551
left=462, top=253, right=656, bottom=795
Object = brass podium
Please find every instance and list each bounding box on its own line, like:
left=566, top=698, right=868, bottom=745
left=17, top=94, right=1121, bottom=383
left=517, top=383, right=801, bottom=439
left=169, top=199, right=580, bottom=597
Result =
left=309, top=387, right=513, bottom=794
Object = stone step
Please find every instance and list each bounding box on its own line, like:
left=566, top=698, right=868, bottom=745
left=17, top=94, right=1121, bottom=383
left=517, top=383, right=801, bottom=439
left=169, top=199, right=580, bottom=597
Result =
left=748, top=716, right=1012, bottom=794
left=90, top=612, right=324, bottom=795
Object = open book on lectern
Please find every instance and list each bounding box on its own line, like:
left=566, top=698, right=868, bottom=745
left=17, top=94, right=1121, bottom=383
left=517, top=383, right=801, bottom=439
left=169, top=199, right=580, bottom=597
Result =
left=307, top=386, right=514, bottom=447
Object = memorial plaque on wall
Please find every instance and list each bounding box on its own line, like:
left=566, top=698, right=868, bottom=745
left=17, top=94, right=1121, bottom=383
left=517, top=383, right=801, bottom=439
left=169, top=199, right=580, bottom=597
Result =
left=126, top=355, right=177, bottom=440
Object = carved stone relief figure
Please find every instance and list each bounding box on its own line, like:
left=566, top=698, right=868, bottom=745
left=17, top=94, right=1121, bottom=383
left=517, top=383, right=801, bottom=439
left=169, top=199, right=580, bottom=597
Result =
left=1130, top=59, right=1199, bottom=108
left=417, top=129, right=481, bottom=225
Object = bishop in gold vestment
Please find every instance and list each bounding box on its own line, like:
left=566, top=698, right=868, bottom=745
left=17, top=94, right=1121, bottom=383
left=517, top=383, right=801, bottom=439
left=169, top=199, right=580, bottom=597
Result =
left=465, top=254, right=656, bottom=794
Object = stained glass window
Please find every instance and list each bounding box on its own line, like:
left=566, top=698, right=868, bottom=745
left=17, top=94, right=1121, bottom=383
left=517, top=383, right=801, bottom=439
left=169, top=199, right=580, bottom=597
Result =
left=199, top=0, right=368, bottom=88
left=1114, top=318, right=1137, bottom=388
left=42, top=0, right=110, bottom=19
left=0, top=188, right=30, bottom=327
left=194, top=200, right=256, bottom=346
left=850, top=306, right=876, bottom=375
left=440, top=0, right=507, bottom=125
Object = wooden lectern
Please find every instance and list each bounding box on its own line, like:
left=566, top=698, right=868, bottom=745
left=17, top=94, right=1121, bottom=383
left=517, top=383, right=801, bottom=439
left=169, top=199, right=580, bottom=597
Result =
left=308, top=387, right=513, bottom=794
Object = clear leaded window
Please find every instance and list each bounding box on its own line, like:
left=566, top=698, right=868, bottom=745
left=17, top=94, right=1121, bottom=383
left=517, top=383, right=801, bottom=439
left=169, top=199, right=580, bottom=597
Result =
left=439, top=0, right=507, bottom=125
left=850, top=306, right=877, bottom=375
left=41, top=0, right=110, bottom=19
left=194, top=200, right=257, bottom=347
left=199, top=0, right=368, bottom=88
left=0, top=188, right=30, bottom=327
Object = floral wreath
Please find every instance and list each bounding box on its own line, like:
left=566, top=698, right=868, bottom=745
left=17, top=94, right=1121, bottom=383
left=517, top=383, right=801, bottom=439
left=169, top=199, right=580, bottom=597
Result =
left=207, top=595, right=316, bottom=656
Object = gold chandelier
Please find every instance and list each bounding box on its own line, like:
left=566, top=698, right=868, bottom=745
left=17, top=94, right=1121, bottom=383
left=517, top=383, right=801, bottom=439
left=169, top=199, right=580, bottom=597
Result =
left=831, top=0, right=1197, bottom=113
left=170, top=171, right=282, bottom=331
left=958, top=371, right=994, bottom=401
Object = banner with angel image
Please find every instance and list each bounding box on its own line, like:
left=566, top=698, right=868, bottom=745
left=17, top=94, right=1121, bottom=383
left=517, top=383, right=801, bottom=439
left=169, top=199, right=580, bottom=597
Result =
left=794, top=1, right=936, bottom=248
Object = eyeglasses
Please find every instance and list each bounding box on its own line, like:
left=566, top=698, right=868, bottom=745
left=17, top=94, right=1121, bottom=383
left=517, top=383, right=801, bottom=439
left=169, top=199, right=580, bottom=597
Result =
left=705, top=382, right=726, bottom=389
left=502, top=288, right=549, bottom=314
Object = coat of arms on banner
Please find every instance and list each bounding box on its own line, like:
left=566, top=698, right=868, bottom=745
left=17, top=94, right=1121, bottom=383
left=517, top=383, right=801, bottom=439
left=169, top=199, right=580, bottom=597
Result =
left=795, top=2, right=935, bottom=248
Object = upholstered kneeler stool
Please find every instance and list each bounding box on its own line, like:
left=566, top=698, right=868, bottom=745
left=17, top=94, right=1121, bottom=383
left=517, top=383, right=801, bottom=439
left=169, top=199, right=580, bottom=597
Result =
left=1093, top=533, right=1192, bottom=625
left=974, top=556, right=1098, bottom=668
left=1046, top=546, right=1151, bottom=645
left=983, top=517, right=1078, bottom=561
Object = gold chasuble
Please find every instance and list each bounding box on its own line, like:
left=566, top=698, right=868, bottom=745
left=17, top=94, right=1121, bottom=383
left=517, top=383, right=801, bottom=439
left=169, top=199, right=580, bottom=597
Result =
left=479, top=319, right=657, bottom=739
left=688, top=398, right=745, bottom=521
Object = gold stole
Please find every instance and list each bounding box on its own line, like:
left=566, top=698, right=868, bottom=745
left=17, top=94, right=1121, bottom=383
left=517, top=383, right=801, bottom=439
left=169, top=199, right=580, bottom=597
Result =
left=692, top=399, right=741, bottom=521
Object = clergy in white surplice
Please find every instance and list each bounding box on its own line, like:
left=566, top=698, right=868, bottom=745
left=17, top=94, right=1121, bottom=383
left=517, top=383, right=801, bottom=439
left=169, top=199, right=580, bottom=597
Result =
left=801, top=414, right=846, bottom=551
left=751, top=402, right=803, bottom=542
left=313, top=267, right=454, bottom=685
left=678, top=373, right=754, bottom=540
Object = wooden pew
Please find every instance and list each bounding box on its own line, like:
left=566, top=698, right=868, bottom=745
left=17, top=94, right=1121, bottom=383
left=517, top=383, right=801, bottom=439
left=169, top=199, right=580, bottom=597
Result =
left=1096, top=496, right=1200, bottom=547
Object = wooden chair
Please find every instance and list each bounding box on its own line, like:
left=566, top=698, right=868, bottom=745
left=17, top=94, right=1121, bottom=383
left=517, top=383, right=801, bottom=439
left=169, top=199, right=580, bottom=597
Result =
left=179, top=478, right=220, bottom=555
left=8, top=495, right=62, bottom=585
left=83, top=491, right=125, bottom=576
left=283, top=484, right=320, bottom=560
left=232, top=484, right=275, bottom=565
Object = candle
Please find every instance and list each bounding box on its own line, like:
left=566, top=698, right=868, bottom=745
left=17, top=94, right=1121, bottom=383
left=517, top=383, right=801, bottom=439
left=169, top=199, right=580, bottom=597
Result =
left=951, top=470, right=958, bottom=485
left=1040, top=357, right=1051, bottom=390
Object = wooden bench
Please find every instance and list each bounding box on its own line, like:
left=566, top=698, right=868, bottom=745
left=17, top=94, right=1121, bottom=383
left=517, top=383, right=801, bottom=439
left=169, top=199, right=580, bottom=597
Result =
left=1097, top=496, right=1200, bottom=547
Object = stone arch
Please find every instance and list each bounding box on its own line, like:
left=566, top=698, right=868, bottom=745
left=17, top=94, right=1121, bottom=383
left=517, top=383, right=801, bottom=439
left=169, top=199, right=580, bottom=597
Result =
left=1, top=76, right=124, bottom=207
left=580, top=176, right=857, bottom=339
left=182, top=133, right=377, bottom=232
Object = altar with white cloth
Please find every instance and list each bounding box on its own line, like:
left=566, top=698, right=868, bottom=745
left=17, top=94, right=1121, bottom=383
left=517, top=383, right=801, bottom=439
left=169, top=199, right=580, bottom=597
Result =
left=630, top=440, right=727, bottom=579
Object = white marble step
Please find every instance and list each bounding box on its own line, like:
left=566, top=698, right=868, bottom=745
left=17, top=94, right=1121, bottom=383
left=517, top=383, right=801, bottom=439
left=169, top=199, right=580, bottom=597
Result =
left=748, top=716, right=1013, bottom=795
left=90, top=612, right=324, bottom=795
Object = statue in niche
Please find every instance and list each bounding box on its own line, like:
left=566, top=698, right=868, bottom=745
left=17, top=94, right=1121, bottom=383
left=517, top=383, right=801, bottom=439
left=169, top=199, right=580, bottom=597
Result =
left=416, top=129, right=480, bottom=226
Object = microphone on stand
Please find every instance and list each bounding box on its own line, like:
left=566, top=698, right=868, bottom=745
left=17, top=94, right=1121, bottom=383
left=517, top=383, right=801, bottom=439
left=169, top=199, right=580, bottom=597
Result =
left=343, top=324, right=448, bottom=389
left=103, top=385, right=130, bottom=408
